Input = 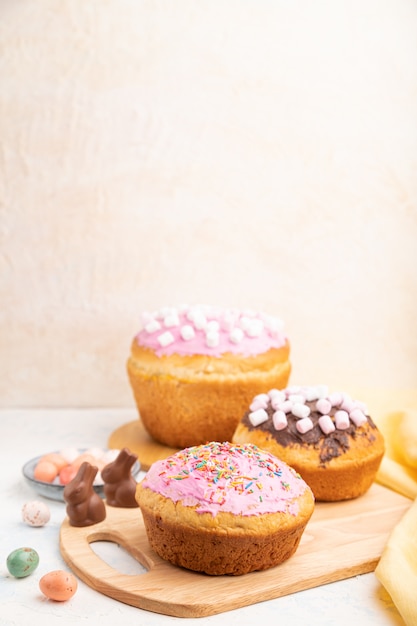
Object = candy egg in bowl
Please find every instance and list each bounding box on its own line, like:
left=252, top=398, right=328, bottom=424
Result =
left=22, top=447, right=141, bottom=502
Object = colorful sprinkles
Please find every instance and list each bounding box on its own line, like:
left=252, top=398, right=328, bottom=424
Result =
left=142, top=441, right=309, bottom=517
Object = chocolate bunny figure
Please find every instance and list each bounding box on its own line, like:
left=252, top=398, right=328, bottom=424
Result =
left=63, top=462, right=106, bottom=527
left=101, top=448, right=139, bottom=508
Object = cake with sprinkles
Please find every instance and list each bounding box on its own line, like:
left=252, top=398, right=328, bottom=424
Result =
left=232, top=385, right=385, bottom=501
left=135, top=441, right=314, bottom=575
left=127, top=305, right=291, bottom=448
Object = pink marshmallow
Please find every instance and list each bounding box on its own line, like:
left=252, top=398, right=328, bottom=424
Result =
left=318, top=415, right=335, bottom=434
left=328, top=392, right=343, bottom=407
left=272, top=410, right=288, bottom=431
left=316, top=398, right=332, bottom=415
left=268, top=389, right=286, bottom=404
left=250, top=396, right=269, bottom=411
left=248, top=408, right=269, bottom=427
left=349, top=408, right=367, bottom=427
left=335, top=410, right=350, bottom=430
left=296, top=417, right=314, bottom=434
left=292, top=403, right=311, bottom=419
left=340, top=398, right=355, bottom=412
left=277, top=400, right=293, bottom=414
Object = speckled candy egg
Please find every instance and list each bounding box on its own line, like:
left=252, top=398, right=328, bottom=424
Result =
left=7, top=547, right=39, bottom=578
left=39, top=570, right=78, bottom=601
left=22, top=500, right=51, bottom=527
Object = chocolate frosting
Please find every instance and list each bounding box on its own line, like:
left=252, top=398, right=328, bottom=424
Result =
left=242, top=401, right=378, bottom=466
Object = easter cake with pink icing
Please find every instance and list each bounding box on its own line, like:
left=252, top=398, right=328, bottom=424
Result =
left=127, top=305, right=291, bottom=448
left=232, top=385, right=385, bottom=501
left=135, top=441, right=314, bottom=575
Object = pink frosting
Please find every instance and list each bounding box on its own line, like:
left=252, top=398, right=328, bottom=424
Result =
left=141, top=442, right=309, bottom=517
left=135, top=305, right=287, bottom=357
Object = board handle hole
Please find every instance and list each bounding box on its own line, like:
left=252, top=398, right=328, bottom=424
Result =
left=90, top=540, right=149, bottom=576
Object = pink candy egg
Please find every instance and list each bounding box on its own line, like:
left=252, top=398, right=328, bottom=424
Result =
left=39, top=570, right=78, bottom=601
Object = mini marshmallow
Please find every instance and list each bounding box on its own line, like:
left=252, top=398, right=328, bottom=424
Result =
left=268, top=389, right=285, bottom=402
left=292, top=403, right=311, bottom=419
left=315, top=385, right=329, bottom=398
left=245, top=319, right=264, bottom=337
left=180, top=324, right=195, bottom=341
left=335, top=410, right=350, bottom=430
left=316, top=398, right=332, bottom=415
left=286, top=385, right=301, bottom=394
left=250, top=398, right=268, bottom=411
left=157, top=331, right=175, bottom=347
left=296, top=417, right=314, bottom=434
left=328, top=392, right=343, bottom=407
left=349, top=408, right=367, bottom=427
left=186, top=308, right=197, bottom=322
left=303, top=386, right=321, bottom=401
left=154, top=307, right=168, bottom=319
left=222, top=307, right=238, bottom=320
left=164, top=313, right=180, bottom=328
left=263, top=315, right=284, bottom=336
left=156, top=306, right=177, bottom=319
left=186, top=307, right=206, bottom=327
left=318, top=415, right=335, bottom=434
left=270, top=393, right=286, bottom=409
left=145, top=319, right=161, bottom=334
left=248, top=408, right=269, bottom=427
left=193, top=312, right=207, bottom=330
left=277, top=400, right=293, bottom=414
left=239, top=316, right=252, bottom=330
left=206, top=320, right=220, bottom=332
left=229, top=327, right=244, bottom=344
left=288, top=394, right=305, bottom=404
left=206, top=330, right=219, bottom=348
left=272, top=410, right=288, bottom=430
left=340, top=397, right=355, bottom=413
left=252, top=393, right=269, bottom=406
left=222, top=315, right=235, bottom=331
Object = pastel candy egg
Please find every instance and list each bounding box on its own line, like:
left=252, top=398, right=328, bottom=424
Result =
left=39, top=570, right=78, bottom=601
left=22, top=500, right=51, bottom=527
left=33, top=460, right=58, bottom=483
left=59, top=447, right=80, bottom=464
left=38, top=452, right=67, bottom=472
left=7, top=547, right=39, bottom=578
left=58, top=464, right=78, bottom=485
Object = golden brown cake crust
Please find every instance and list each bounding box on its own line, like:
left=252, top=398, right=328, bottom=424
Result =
left=138, top=495, right=311, bottom=575
left=127, top=341, right=291, bottom=447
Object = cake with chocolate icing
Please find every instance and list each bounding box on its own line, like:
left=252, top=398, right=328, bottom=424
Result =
left=135, top=441, right=314, bottom=575
left=127, top=305, right=291, bottom=448
left=232, top=385, right=385, bottom=501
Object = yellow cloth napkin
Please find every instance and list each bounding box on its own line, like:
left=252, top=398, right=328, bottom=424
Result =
left=372, top=405, right=417, bottom=625
left=375, top=496, right=417, bottom=626
left=375, top=408, right=417, bottom=499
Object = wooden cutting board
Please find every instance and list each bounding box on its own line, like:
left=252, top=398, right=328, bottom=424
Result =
left=59, top=483, right=411, bottom=618
left=108, top=419, right=180, bottom=470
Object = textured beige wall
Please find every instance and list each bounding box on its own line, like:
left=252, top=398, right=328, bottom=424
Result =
left=1, top=0, right=416, bottom=408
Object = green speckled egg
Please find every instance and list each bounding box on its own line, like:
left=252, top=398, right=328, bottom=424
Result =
left=6, top=547, right=39, bottom=578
